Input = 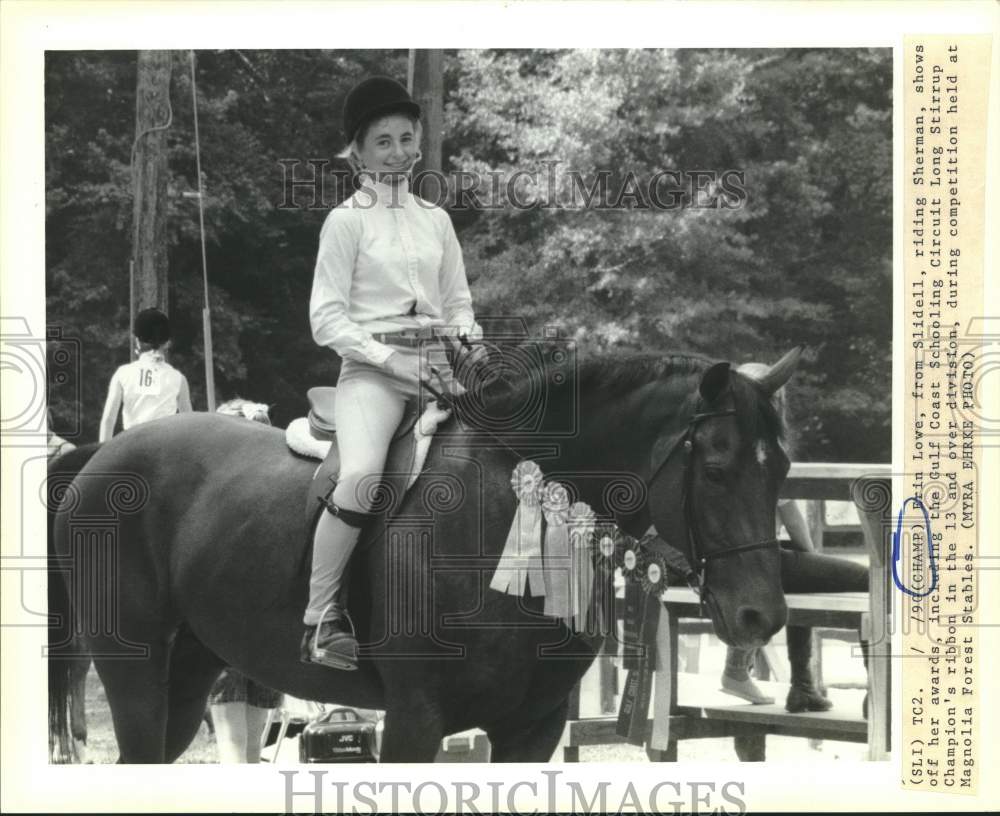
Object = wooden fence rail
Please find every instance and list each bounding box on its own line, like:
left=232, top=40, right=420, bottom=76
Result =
left=563, top=462, right=892, bottom=763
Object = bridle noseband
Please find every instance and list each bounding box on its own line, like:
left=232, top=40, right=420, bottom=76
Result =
left=644, top=406, right=779, bottom=608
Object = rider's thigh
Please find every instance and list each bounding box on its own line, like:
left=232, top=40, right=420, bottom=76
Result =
left=332, top=366, right=409, bottom=503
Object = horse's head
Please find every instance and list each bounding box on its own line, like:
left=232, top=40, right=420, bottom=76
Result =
left=647, top=348, right=802, bottom=647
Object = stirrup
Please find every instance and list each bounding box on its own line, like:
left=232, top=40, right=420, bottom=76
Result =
left=308, top=603, right=358, bottom=671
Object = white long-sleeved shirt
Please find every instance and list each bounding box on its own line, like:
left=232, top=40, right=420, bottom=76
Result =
left=99, top=350, right=192, bottom=441
left=309, top=178, right=480, bottom=366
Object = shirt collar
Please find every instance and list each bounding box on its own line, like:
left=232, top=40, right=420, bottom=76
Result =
left=358, top=175, right=411, bottom=206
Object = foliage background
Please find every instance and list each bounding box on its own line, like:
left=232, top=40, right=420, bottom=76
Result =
left=46, top=48, right=891, bottom=461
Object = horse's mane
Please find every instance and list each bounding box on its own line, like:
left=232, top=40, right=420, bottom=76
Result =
left=455, top=344, right=784, bottom=443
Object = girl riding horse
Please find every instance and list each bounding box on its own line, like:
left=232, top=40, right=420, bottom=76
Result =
left=304, top=76, right=482, bottom=670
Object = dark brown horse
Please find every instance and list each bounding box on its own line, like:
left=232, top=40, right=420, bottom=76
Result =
left=51, top=349, right=802, bottom=763
left=48, top=442, right=102, bottom=763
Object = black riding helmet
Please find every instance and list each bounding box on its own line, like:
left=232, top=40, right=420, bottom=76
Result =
left=342, top=76, right=421, bottom=145
left=134, top=307, right=171, bottom=347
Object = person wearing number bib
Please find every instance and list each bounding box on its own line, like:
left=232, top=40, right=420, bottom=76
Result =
left=302, top=76, right=484, bottom=671
left=99, top=307, right=193, bottom=442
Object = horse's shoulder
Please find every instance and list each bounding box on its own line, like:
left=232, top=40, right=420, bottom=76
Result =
left=424, top=431, right=520, bottom=499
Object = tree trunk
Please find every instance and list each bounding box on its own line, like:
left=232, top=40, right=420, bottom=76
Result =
left=408, top=49, right=443, bottom=172
left=132, top=51, right=172, bottom=325
left=408, top=50, right=445, bottom=204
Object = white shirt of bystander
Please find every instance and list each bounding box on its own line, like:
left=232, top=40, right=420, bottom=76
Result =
left=99, top=350, right=192, bottom=439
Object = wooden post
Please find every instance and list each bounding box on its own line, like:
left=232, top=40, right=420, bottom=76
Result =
left=131, top=51, right=173, bottom=326
left=408, top=49, right=444, bottom=203
left=599, top=652, right=617, bottom=714
left=407, top=49, right=443, bottom=172
left=563, top=681, right=581, bottom=762
left=807, top=499, right=825, bottom=552
left=853, top=475, right=892, bottom=760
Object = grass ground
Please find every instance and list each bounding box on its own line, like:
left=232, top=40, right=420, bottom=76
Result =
left=74, top=627, right=869, bottom=764
left=79, top=667, right=217, bottom=764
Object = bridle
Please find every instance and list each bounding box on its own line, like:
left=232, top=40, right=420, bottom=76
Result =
left=643, top=405, right=780, bottom=609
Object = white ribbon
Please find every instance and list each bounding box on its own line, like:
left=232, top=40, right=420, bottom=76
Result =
left=490, top=461, right=545, bottom=597
left=649, top=601, right=673, bottom=752
left=489, top=464, right=600, bottom=632
left=542, top=483, right=571, bottom=618
left=568, top=502, right=596, bottom=632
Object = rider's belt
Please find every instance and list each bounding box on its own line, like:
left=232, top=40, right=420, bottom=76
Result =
left=371, top=329, right=437, bottom=348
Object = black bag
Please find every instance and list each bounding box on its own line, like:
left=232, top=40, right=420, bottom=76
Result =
left=298, top=707, right=379, bottom=763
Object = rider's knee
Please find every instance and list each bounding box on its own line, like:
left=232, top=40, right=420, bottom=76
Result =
left=333, top=468, right=385, bottom=513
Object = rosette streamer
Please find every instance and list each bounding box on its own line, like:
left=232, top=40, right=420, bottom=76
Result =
left=649, top=603, right=674, bottom=752
left=589, top=524, right=620, bottom=637
left=541, top=483, right=571, bottom=619
left=489, top=461, right=545, bottom=597
left=568, top=501, right=596, bottom=632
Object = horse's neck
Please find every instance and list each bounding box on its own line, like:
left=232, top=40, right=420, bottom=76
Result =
left=542, top=372, right=698, bottom=517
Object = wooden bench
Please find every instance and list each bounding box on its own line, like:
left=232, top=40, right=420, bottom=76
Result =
left=657, top=589, right=871, bottom=760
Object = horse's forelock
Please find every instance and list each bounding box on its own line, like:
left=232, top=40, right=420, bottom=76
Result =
left=729, top=372, right=785, bottom=450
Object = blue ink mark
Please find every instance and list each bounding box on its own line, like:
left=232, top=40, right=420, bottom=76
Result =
left=892, top=496, right=938, bottom=597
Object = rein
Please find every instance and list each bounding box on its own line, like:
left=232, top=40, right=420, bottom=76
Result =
left=644, top=407, right=779, bottom=612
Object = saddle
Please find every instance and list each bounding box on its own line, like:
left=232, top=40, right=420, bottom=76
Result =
left=287, top=387, right=451, bottom=531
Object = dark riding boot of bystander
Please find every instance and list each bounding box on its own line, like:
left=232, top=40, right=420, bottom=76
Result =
left=785, top=625, right=833, bottom=713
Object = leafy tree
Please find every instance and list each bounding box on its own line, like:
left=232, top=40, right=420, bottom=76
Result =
left=46, top=48, right=890, bottom=461
left=446, top=48, right=891, bottom=460
left=46, top=49, right=407, bottom=433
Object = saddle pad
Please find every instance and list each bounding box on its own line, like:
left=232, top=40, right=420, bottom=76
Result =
left=286, top=417, right=331, bottom=460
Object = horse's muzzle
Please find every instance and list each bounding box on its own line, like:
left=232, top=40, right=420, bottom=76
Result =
left=728, top=600, right=788, bottom=647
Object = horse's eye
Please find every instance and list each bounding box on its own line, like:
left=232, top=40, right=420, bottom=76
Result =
left=705, top=466, right=725, bottom=484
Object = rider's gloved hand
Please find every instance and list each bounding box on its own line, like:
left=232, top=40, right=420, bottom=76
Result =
left=439, top=334, right=495, bottom=393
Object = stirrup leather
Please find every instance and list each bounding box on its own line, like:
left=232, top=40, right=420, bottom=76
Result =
left=318, top=497, right=373, bottom=529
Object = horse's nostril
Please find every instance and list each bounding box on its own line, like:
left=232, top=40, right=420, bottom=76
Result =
left=736, top=605, right=773, bottom=640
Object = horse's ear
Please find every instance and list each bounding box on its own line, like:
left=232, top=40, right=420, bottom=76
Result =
left=699, top=362, right=731, bottom=404
left=756, top=347, right=803, bottom=396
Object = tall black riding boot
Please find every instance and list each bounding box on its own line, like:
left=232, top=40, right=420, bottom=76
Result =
left=785, top=625, right=833, bottom=713
left=300, top=505, right=365, bottom=671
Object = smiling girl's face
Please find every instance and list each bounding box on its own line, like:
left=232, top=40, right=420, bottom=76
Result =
left=356, top=114, right=420, bottom=177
